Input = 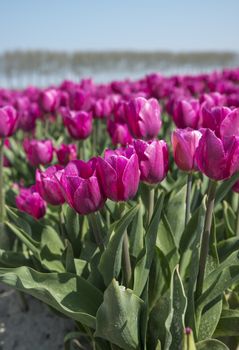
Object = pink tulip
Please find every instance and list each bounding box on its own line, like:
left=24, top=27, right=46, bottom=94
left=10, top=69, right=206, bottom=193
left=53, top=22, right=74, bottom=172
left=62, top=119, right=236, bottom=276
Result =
left=16, top=185, right=46, bottom=219
left=173, top=99, right=200, bottom=129
left=97, top=147, right=140, bottom=201
left=133, top=139, right=169, bottom=184
left=56, top=159, right=106, bottom=215
left=62, top=109, right=93, bottom=140
left=127, top=97, right=162, bottom=139
left=195, top=129, right=239, bottom=181
left=0, top=106, right=19, bottom=138
left=36, top=165, right=65, bottom=205
left=56, top=143, right=77, bottom=165
left=24, top=139, right=54, bottom=167
left=171, top=128, right=203, bottom=172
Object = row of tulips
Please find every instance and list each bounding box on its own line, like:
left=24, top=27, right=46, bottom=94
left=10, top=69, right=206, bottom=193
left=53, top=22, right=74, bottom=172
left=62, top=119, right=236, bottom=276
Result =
left=0, top=68, right=239, bottom=350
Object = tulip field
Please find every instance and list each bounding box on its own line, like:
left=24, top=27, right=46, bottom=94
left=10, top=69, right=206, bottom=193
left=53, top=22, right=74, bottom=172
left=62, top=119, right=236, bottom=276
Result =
left=1, top=68, right=239, bottom=350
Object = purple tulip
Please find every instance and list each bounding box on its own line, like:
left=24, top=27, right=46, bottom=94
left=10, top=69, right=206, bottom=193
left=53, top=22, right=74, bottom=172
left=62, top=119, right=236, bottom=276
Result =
left=55, top=159, right=106, bottom=215
left=232, top=180, right=239, bottom=193
left=16, top=185, right=46, bottom=219
left=201, top=106, right=231, bottom=137
left=56, top=143, right=77, bottom=165
left=173, top=99, right=200, bottom=129
left=107, top=120, right=133, bottom=147
left=36, top=165, right=65, bottom=205
left=42, top=89, right=59, bottom=113
left=133, top=139, right=169, bottom=184
left=97, top=147, right=140, bottom=201
left=220, top=108, right=239, bottom=142
left=62, top=109, right=93, bottom=140
left=171, top=128, right=203, bottom=172
left=0, top=106, right=19, bottom=138
left=127, top=97, right=162, bottom=139
left=195, top=129, right=239, bottom=181
left=23, top=139, right=54, bottom=167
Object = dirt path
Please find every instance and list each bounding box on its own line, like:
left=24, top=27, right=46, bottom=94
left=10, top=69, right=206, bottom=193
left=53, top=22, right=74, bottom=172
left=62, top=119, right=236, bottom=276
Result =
left=0, top=284, right=74, bottom=350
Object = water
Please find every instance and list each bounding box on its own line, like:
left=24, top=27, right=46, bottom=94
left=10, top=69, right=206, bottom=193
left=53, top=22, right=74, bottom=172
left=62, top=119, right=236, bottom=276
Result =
left=0, top=51, right=239, bottom=88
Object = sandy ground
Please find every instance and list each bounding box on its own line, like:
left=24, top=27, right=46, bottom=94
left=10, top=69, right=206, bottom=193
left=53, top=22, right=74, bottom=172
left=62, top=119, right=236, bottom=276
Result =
left=0, top=284, right=75, bottom=350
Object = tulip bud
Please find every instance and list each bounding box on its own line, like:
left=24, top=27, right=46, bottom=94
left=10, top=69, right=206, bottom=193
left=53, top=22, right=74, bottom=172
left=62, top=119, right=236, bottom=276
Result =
left=133, top=139, right=168, bottom=184
left=107, top=120, right=133, bottom=147
left=127, top=97, right=162, bottom=139
left=36, top=165, right=65, bottom=205
left=42, top=89, right=59, bottom=113
left=171, top=128, right=202, bottom=172
left=56, top=143, right=77, bottom=165
left=23, top=139, right=54, bottom=167
left=62, top=109, right=93, bottom=140
left=173, top=99, right=200, bottom=129
left=16, top=185, right=46, bottom=219
left=97, top=147, right=140, bottom=201
left=195, top=129, right=239, bottom=181
left=56, top=159, right=106, bottom=215
left=0, top=106, right=19, bottom=138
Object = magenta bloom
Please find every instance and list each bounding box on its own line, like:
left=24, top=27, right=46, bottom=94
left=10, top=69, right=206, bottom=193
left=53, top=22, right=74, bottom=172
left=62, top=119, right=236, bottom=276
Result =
left=133, top=139, right=169, bottom=184
left=42, top=89, right=59, bottom=113
left=173, top=99, right=200, bottom=129
left=195, top=129, right=239, bottom=181
left=16, top=185, right=46, bottom=219
left=56, top=159, right=106, bottom=215
left=171, top=128, right=202, bottom=172
left=0, top=106, right=19, bottom=138
left=36, top=165, right=65, bottom=205
left=220, top=108, right=239, bottom=142
left=107, top=120, right=133, bottom=147
left=97, top=147, right=140, bottom=201
left=232, top=180, right=239, bottom=193
left=24, top=139, right=54, bottom=167
left=56, top=143, right=77, bottom=165
left=62, top=110, right=93, bottom=140
left=127, top=97, right=162, bottom=139
left=201, top=106, right=231, bottom=137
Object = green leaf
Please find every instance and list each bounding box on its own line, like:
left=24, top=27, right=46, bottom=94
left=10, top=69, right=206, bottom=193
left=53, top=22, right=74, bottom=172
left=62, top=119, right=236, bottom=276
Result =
left=215, top=172, right=239, bottom=206
left=167, top=266, right=187, bottom=350
left=0, top=249, right=32, bottom=268
left=166, top=184, right=186, bottom=246
left=129, top=200, right=144, bottom=259
left=196, top=339, right=229, bottom=350
left=214, top=309, right=239, bottom=337
left=64, top=205, right=81, bottom=255
left=99, top=204, right=139, bottom=286
left=0, top=266, right=103, bottom=328
left=133, top=192, right=164, bottom=297
left=95, top=279, right=144, bottom=350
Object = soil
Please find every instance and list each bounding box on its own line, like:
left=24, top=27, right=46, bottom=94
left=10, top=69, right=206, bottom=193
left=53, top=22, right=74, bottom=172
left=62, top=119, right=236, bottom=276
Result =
left=0, top=284, right=75, bottom=350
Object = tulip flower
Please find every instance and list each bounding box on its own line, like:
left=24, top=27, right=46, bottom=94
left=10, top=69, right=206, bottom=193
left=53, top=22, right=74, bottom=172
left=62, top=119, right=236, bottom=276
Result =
left=133, top=139, right=169, bottom=184
left=171, top=128, right=202, bottom=172
left=42, top=89, right=59, bottom=113
left=107, top=120, right=133, bottom=147
left=23, top=139, right=54, bottom=167
left=173, top=99, right=200, bottom=129
left=97, top=147, right=140, bottom=201
left=220, top=108, right=239, bottom=142
left=62, top=109, right=93, bottom=140
left=195, top=129, right=239, bottom=181
left=36, top=165, right=65, bottom=205
left=56, top=159, right=106, bottom=215
left=56, top=143, right=77, bottom=165
left=127, top=97, right=162, bottom=139
left=16, top=185, right=46, bottom=219
left=201, top=106, right=231, bottom=137
left=0, top=106, right=19, bottom=138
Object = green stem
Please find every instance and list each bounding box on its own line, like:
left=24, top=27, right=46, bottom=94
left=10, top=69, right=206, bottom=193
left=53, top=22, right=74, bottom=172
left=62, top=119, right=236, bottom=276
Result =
left=185, top=173, right=193, bottom=227
left=78, top=140, right=85, bottom=160
left=89, top=212, right=105, bottom=252
left=147, top=186, right=155, bottom=226
left=0, top=138, right=5, bottom=235
left=236, top=195, right=239, bottom=237
left=122, top=231, right=132, bottom=287
left=196, top=180, right=217, bottom=298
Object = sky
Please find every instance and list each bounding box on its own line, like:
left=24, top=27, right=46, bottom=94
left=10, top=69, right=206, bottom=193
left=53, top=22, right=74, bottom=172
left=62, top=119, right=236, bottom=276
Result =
left=0, top=0, right=239, bottom=53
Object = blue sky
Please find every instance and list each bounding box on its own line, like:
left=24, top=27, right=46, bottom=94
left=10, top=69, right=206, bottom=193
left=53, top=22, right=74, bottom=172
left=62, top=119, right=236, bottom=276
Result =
left=0, top=0, right=239, bottom=52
